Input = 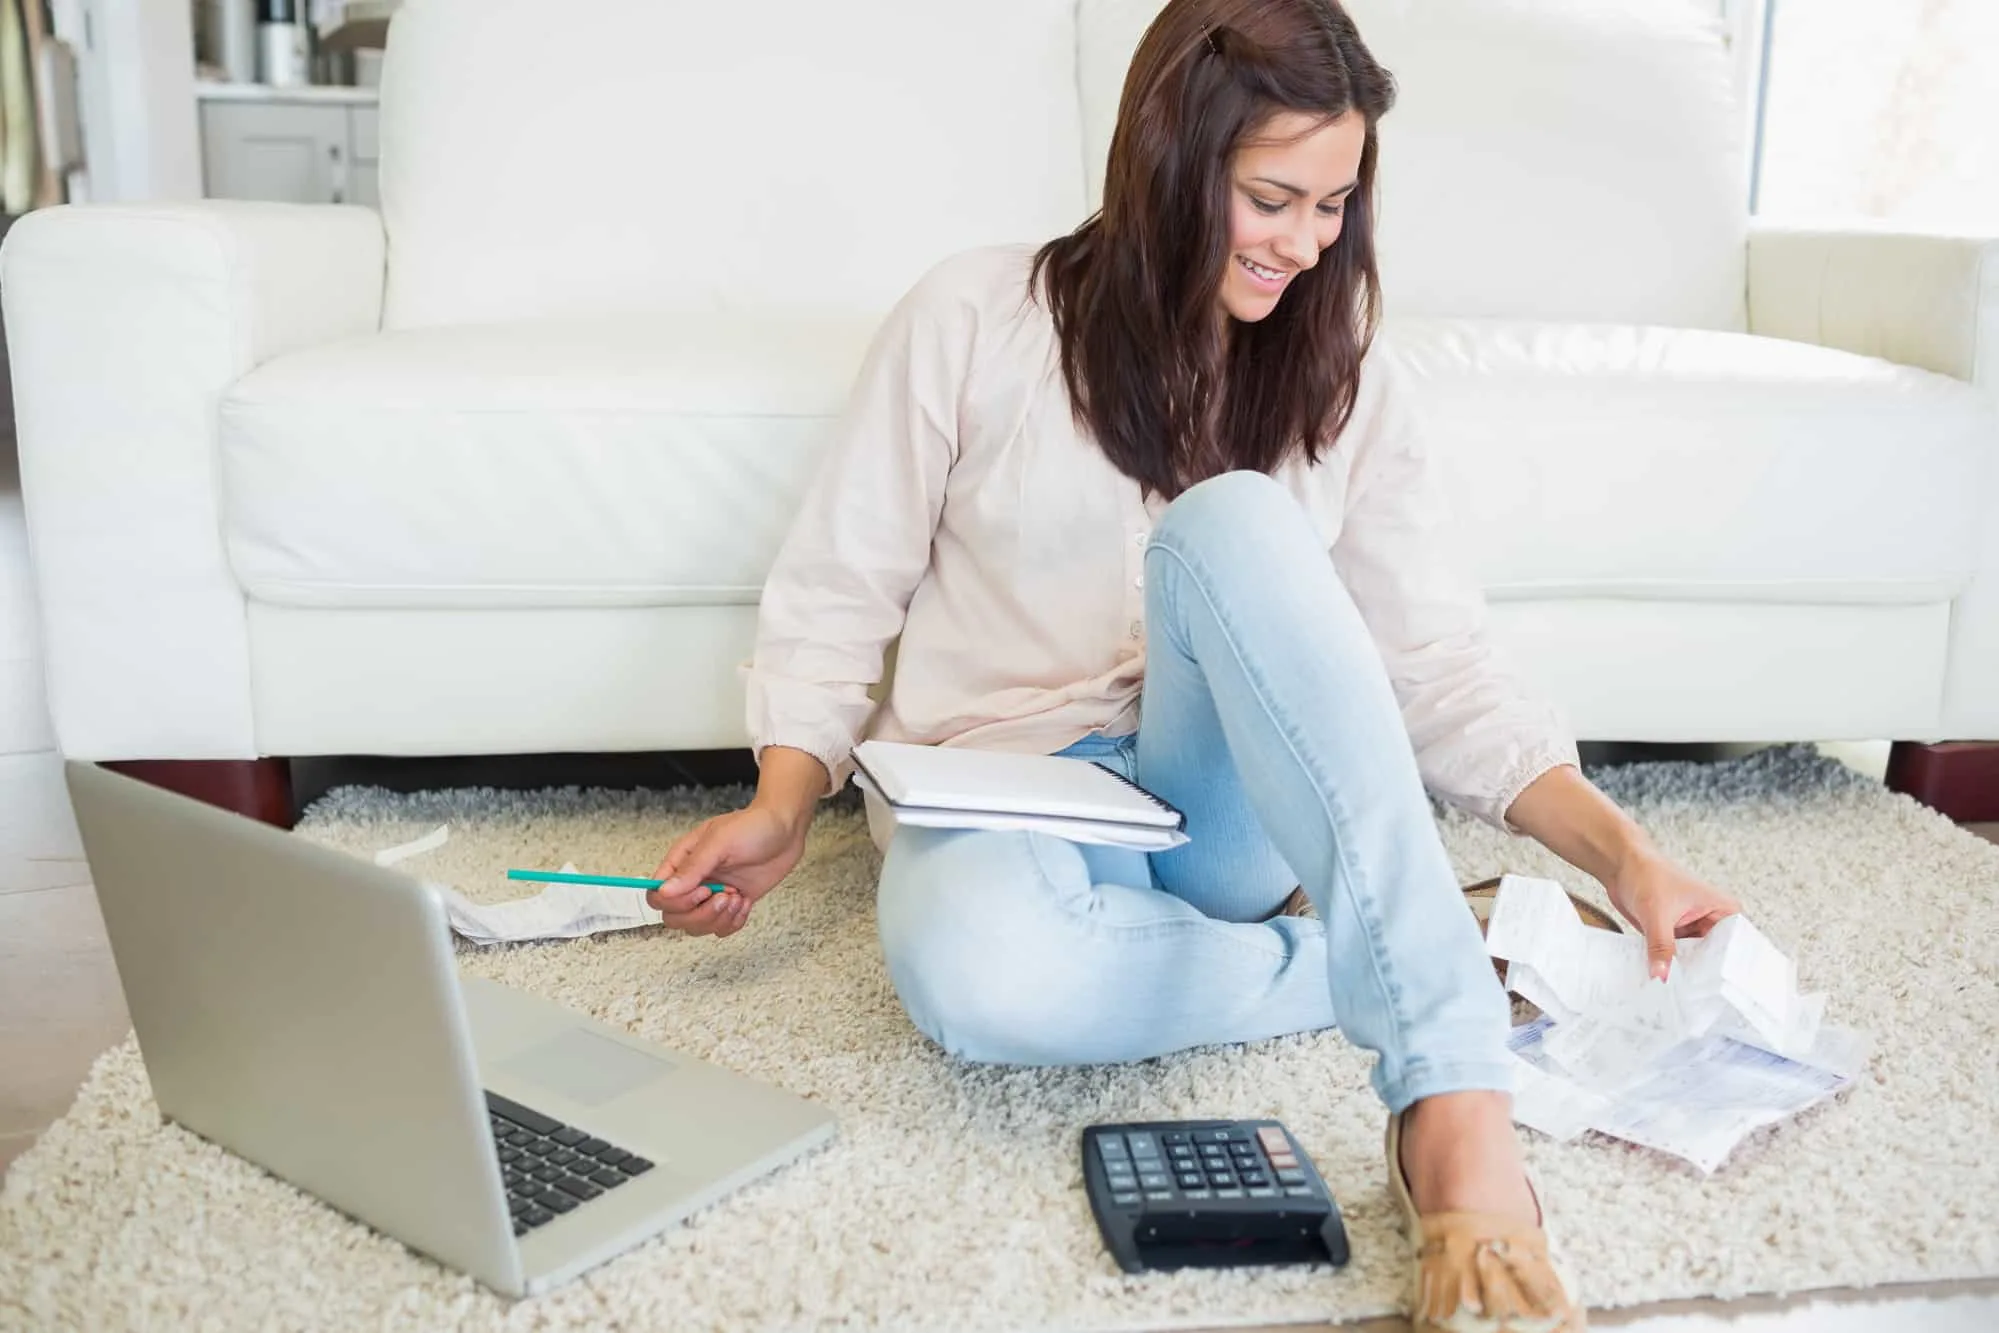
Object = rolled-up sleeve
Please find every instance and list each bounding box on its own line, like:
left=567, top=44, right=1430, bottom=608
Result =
left=1330, top=360, right=1580, bottom=831
left=743, top=264, right=972, bottom=793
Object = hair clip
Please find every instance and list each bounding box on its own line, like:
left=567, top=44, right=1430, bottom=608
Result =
left=1201, top=22, right=1221, bottom=55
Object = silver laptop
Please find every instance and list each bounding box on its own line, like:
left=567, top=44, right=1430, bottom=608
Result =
left=65, top=761, right=837, bottom=1297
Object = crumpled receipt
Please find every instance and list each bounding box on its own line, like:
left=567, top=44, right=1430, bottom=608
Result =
left=1485, top=874, right=1868, bottom=1173
left=373, top=826, right=658, bottom=946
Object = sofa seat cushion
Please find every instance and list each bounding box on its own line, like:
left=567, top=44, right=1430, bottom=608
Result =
left=219, top=316, right=1992, bottom=612
left=1389, top=318, right=1990, bottom=603
left=220, top=316, right=876, bottom=609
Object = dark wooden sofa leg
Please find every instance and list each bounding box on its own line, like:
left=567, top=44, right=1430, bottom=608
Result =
left=102, top=758, right=296, bottom=829
left=1885, top=742, right=1999, bottom=824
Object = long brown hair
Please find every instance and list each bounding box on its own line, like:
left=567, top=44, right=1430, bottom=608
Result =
left=1032, top=0, right=1395, bottom=499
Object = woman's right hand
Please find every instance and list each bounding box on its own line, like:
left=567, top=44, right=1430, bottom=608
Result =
left=645, top=804, right=809, bottom=938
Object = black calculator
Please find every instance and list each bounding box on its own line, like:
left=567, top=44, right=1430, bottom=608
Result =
left=1082, top=1119, right=1350, bottom=1273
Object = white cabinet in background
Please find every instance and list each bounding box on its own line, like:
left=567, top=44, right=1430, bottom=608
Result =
left=199, top=95, right=381, bottom=207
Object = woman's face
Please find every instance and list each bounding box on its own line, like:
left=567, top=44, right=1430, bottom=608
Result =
left=1218, top=109, right=1367, bottom=324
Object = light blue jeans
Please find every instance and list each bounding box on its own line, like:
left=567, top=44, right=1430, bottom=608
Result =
left=874, top=471, right=1512, bottom=1112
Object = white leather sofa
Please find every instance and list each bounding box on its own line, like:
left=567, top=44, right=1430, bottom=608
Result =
left=4, top=0, right=1995, bottom=817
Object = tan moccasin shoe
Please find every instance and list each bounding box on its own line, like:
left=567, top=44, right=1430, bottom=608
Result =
left=1385, top=1111, right=1585, bottom=1333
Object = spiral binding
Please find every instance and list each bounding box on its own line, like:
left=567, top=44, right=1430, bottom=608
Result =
left=1088, top=762, right=1186, bottom=827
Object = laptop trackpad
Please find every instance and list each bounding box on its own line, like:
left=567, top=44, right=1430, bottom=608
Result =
left=501, top=1029, right=672, bottom=1107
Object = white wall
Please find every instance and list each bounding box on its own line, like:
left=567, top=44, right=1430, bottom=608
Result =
left=50, top=0, right=201, bottom=203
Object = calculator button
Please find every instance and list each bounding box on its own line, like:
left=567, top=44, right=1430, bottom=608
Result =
left=1285, top=1185, right=1316, bottom=1198
left=1197, top=1129, right=1233, bottom=1145
left=1276, top=1168, right=1308, bottom=1185
left=1097, top=1138, right=1130, bottom=1162
left=1111, top=1191, right=1141, bottom=1207
left=1257, top=1126, right=1291, bottom=1154
left=1176, top=1173, right=1203, bottom=1189
left=1267, top=1152, right=1299, bottom=1171
left=1126, top=1133, right=1161, bottom=1158
left=1215, top=1187, right=1245, bottom=1199
left=1144, top=1190, right=1174, bottom=1203
left=1182, top=1187, right=1212, bottom=1199
left=1241, top=1173, right=1270, bottom=1188
left=1247, top=1186, right=1279, bottom=1198
left=1161, top=1131, right=1190, bottom=1146
left=1139, top=1171, right=1172, bottom=1190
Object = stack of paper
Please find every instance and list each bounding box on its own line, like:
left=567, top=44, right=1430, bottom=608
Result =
left=850, top=740, right=1190, bottom=851
left=373, top=827, right=657, bottom=946
left=1485, top=874, right=1868, bottom=1172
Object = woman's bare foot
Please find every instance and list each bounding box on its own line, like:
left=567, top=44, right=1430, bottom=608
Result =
left=1398, top=1090, right=1539, bottom=1224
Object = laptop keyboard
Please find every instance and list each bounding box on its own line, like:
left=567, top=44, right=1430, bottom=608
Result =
left=486, top=1091, right=654, bottom=1236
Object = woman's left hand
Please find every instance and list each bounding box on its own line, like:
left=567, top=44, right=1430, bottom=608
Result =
left=1605, top=847, right=1741, bottom=981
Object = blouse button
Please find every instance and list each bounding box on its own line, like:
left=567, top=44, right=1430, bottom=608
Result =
left=1134, top=575, right=1144, bottom=590
left=1129, top=621, right=1143, bottom=640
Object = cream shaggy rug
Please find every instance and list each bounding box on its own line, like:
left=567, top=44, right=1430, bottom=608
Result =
left=3, top=746, right=1997, bottom=1332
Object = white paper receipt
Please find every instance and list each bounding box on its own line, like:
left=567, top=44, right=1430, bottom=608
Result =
left=371, top=826, right=657, bottom=946
left=1487, top=874, right=1868, bottom=1172
left=432, top=865, right=657, bottom=947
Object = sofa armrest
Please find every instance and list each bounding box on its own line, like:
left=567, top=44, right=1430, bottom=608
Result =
left=1750, top=219, right=1999, bottom=739
left=1, top=201, right=385, bottom=759
left=1748, top=219, right=1998, bottom=396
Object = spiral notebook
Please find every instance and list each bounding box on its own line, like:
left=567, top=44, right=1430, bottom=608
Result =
left=850, top=740, right=1190, bottom=851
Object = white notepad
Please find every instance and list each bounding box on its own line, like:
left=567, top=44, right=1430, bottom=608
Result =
left=851, top=740, right=1189, bottom=851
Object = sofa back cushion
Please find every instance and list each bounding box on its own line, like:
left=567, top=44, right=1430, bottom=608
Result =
left=1078, top=0, right=1750, bottom=330
left=379, top=0, right=1087, bottom=328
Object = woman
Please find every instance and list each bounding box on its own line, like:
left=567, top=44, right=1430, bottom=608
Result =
left=648, top=1, right=1737, bottom=1327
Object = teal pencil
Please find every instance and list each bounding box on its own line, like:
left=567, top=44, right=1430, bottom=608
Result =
left=507, top=868, right=726, bottom=894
